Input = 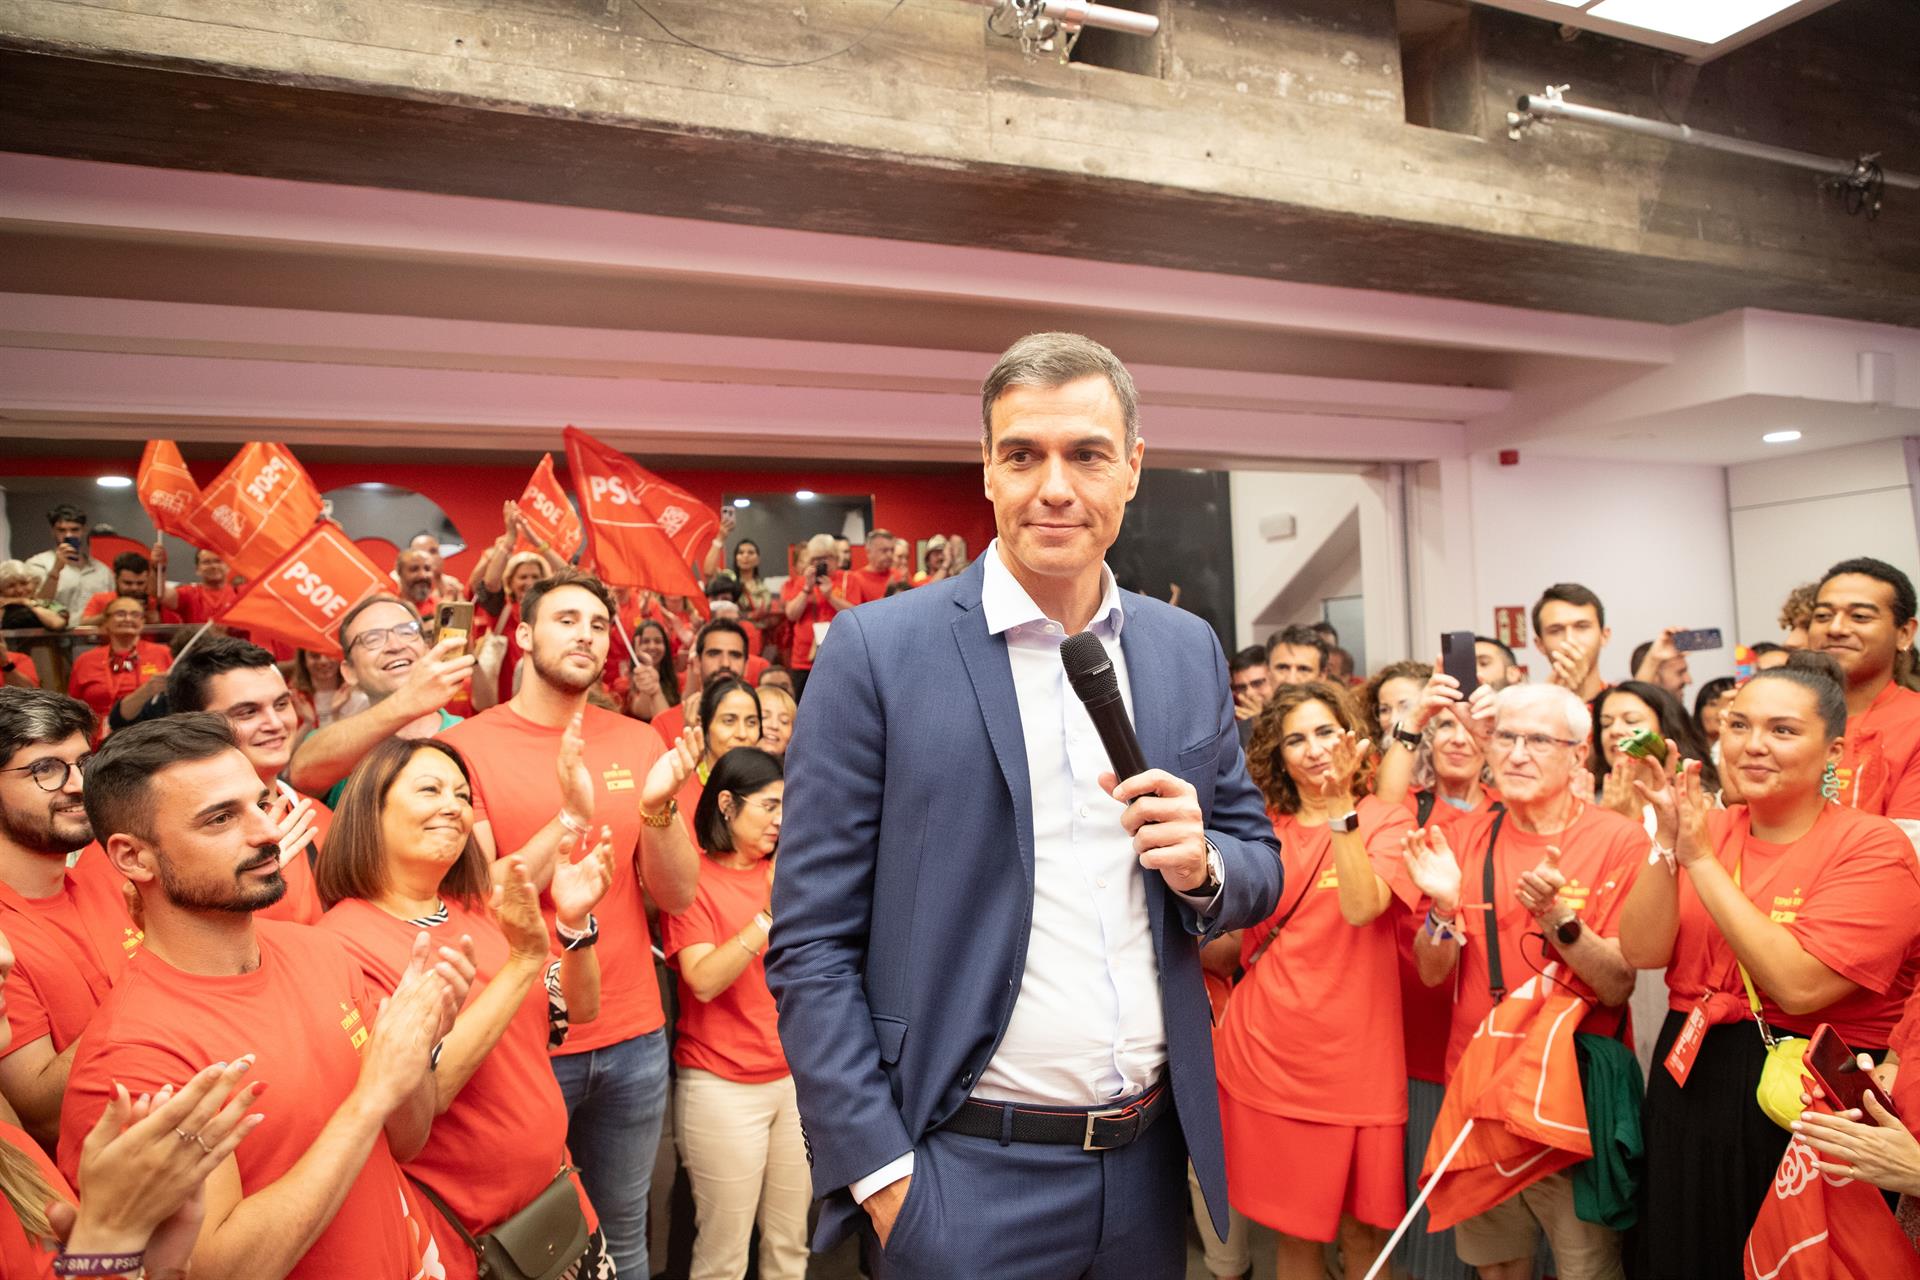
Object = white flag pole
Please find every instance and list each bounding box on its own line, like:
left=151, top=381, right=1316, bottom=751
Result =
left=1360, top=1117, right=1476, bottom=1280
left=168, top=620, right=216, bottom=663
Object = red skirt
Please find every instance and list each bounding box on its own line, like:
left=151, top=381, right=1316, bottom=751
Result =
left=1220, top=1088, right=1405, bottom=1241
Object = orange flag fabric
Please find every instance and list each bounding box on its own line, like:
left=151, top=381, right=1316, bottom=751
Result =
left=1421, top=969, right=1593, bottom=1231
left=514, top=453, right=583, bottom=560
left=216, top=522, right=390, bottom=659
left=135, top=440, right=204, bottom=540
left=180, top=443, right=324, bottom=580
left=1744, top=1120, right=1920, bottom=1280
left=562, top=426, right=715, bottom=599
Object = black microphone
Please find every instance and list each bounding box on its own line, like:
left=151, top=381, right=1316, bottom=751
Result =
left=1060, top=630, right=1149, bottom=781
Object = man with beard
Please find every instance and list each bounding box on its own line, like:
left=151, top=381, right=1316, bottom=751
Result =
left=651, top=617, right=753, bottom=743
left=394, top=549, right=447, bottom=619
left=441, top=570, right=702, bottom=1280
left=61, top=713, right=472, bottom=1279
left=156, top=544, right=238, bottom=623
left=169, top=637, right=327, bottom=925
left=287, top=595, right=475, bottom=805
left=0, top=688, right=137, bottom=1146
left=397, top=534, right=466, bottom=604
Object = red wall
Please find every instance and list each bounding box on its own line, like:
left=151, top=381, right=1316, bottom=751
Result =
left=8, top=453, right=996, bottom=582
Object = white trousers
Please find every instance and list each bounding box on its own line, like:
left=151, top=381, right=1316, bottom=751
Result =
left=673, top=1068, right=811, bottom=1280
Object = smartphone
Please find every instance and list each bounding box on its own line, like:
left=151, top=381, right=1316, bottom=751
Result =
left=1806, top=1023, right=1897, bottom=1118
left=1671, top=628, right=1723, bottom=653
left=1441, top=630, right=1481, bottom=691
left=435, top=601, right=475, bottom=652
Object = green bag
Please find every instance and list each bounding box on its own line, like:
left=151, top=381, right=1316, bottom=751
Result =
left=1571, top=1030, right=1644, bottom=1230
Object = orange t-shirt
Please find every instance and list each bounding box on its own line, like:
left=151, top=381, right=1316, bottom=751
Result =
left=0, top=1120, right=67, bottom=1278
left=173, top=582, right=238, bottom=623
left=3, top=651, right=37, bottom=686
left=1837, top=681, right=1920, bottom=822
left=778, top=575, right=844, bottom=670
left=80, top=591, right=181, bottom=624
left=1664, top=805, right=1920, bottom=1049
left=652, top=701, right=687, bottom=745
left=320, top=897, right=593, bottom=1273
left=1396, top=788, right=1501, bottom=1085
left=439, top=703, right=668, bottom=1053
left=255, top=798, right=330, bottom=927
left=1441, top=802, right=1646, bottom=1079
left=59, top=922, right=440, bottom=1280
left=661, top=859, right=786, bottom=1083
left=844, top=567, right=897, bottom=605
left=0, top=858, right=140, bottom=1060
left=1215, top=797, right=1418, bottom=1125
left=66, top=641, right=170, bottom=734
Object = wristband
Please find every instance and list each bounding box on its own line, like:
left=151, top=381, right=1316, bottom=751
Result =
left=54, top=1254, right=144, bottom=1276
left=734, top=934, right=762, bottom=957
left=1423, top=909, right=1466, bottom=945
left=557, top=809, right=590, bottom=837
left=1648, top=841, right=1676, bottom=873
left=754, top=910, right=773, bottom=933
left=557, top=914, right=600, bottom=950
left=1391, top=721, right=1423, bottom=750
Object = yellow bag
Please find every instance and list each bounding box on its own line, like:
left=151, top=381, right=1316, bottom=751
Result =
left=1740, top=960, right=1810, bottom=1130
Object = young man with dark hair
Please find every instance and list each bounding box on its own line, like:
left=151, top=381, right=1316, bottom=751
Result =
left=1475, top=635, right=1522, bottom=690
left=1228, top=645, right=1272, bottom=750
left=440, top=569, right=703, bottom=1279
left=23, top=503, right=111, bottom=618
left=168, top=637, right=327, bottom=924
left=62, top=713, right=470, bottom=1280
left=78, top=552, right=180, bottom=628
left=1630, top=634, right=1691, bottom=700
left=1531, top=583, right=1610, bottom=702
left=1750, top=640, right=1790, bottom=671
left=286, top=594, right=475, bottom=803
left=1811, top=556, right=1920, bottom=830
left=0, top=688, right=133, bottom=1146
left=156, top=544, right=237, bottom=623
left=654, top=617, right=753, bottom=743
left=1265, top=624, right=1328, bottom=686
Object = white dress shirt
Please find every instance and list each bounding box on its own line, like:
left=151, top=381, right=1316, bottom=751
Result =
left=852, top=540, right=1217, bottom=1203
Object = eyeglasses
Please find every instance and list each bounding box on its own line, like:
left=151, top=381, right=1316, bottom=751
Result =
left=1490, top=730, right=1580, bottom=757
left=744, top=797, right=782, bottom=816
left=348, top=619, right=425, bottom=653
left=0, top=755, right=92, bottom=792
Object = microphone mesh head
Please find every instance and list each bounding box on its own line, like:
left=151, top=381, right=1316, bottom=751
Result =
left=1059, top=630, right=1120, bottom=703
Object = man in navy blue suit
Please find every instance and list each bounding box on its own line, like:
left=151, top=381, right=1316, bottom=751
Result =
left=767, top=332, right=1284, bottom=1278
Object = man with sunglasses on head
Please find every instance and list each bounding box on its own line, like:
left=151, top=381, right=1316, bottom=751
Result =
left=285, top=595, right=476, bottom=806
left=0, top=688, right=139, bottom=1147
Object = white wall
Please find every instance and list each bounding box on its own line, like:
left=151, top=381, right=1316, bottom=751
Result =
left=1727, top=437, right=1920, bottom=643
left=1229, top=468, right=1400, bottom=661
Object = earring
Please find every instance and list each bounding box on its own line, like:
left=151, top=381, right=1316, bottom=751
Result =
left=1821, top=760, right=1841, bottom=802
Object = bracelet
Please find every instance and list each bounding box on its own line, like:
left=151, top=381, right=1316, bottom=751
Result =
left=557, top=914, right=600, bottom=951
left=734, top=934, right=762, bottom=957
left=54, top=1253, right=144, bottom=1276
left=753, top=910, right=773, bottom=933
left=557, top=809, right=590, bottom=837
left=1648, top=841, right=1676, bottom=873
left=641, top=798, right=679, bottom=829
left=1423, top=909, right=1466, bottom=945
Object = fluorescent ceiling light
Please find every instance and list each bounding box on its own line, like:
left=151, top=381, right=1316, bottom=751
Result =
left=1762, top=430, right=1802, bottom=444
left=95, top=475, right=134, bottom=489
left=731, top=497, right=751, bottom=508
left=1585, top=0, right=1803, bottom=45
left=794, top=489, right=816, bottom=501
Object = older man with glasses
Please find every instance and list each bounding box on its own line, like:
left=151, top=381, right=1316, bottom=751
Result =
left=1400, top=682, right=1648, bottom=1280
left=285, top=594, right=476, bottom=805
left=0, top=687, right=135, bottom=1147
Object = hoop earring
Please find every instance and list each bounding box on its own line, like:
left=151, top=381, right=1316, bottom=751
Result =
left=1821, top=760, right=1841, bottom=802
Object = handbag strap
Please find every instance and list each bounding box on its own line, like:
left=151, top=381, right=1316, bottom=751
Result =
left=1481, top=808, right=1510, bottom=1001
left=1729, top=859, right=1781, bottom=1049
left=1242, top=835, right=1336, bottom=975
left=406, top=1173, right=486, bottom=1259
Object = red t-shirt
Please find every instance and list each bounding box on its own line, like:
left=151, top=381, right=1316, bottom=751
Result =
left=66, top=641, right=170, bottom=734
left=1664, top=805, right=1920, bottom=1049
left=0, top=1120, right=67, bottom=1278
left=3, top=651, right=37, bottom=686
left=1214, top=797, right=1417, bottom=1124
left=255, top=799, right=329, bottom=927
left=80, top=591, right=181, bottom=624
left=0, top=857, right=140, bottom=1060
left=173, top=581, right=238, bottom=623
left=1441, top=802, right=1646, bottom=1079
left=652, top=702, right=687, bottom=746
left=320, top=897, right=593, bottom=1272
left=1837, top=681, right=1920, bottom=822
left=59, top=922, right=441, bottom=1280
left=1395, top=788, right=1501, bottom=1084
left=1890, top=985, right=1920, bottom=1127
left=844, top=567, right=898, bottom=605
left=439, top=704, right=668, bottom=1053
left=661, top=859, right=786, bottom=1082
left=778, top=575, right=845, bottom=670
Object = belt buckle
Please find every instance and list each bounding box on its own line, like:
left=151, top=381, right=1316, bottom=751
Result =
left=1081, top=1100, right=1140, bottom=1151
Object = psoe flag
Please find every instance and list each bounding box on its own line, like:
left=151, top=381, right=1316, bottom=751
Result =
left=515, top=452, right=583, bottom=560
left=217, top=522, right=390, bottom=659
left=181, top=442, right=324, bottom=580
left=1744, top=1123, right=1920, bottom=1279
left=136, top=440, right=204, bottom=540
left=562, top=425, right=715, bottom=598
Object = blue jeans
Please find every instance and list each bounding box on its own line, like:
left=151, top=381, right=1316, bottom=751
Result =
left=551, top=1030, right=670, bottom=1279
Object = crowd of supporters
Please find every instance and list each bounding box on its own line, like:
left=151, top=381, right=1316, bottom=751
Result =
left=2, top=480, right=1918, bottom=1280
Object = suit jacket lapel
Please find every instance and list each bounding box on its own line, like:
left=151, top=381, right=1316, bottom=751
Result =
left=951, top=565, right=1036, bottom=888
left=1117, top=592, right=1180, bottom=951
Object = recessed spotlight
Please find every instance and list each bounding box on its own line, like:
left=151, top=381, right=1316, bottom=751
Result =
left=95, top=475, right=134, bottom=489
left=1762, top=430, right=1802, bottom=444
left=795, top=490, right=816, bottom=501
left=731, top=497, right=751, bottom=509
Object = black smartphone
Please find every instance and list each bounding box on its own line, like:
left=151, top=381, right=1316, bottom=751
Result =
left=1441, top=631, right=1480, bottom=691
left=1671, top=628, right=1723, bottom=653
left=435, top=600, right=475, bottom=652
left=1806, top=1023, right=1897, bottom=1118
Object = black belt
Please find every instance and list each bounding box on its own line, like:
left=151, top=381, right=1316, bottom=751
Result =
left=937, top=1084, right=1169, bottom=1152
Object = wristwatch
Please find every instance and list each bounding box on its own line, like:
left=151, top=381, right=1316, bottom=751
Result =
left=1391, top=721, right=1423, bottom=750
left=1551, top=913, right=1583, bottom=947
left=640, top=797, right=679, bottom=829
left=1329, top=809, right=1360, bottom=834
left=1201, top=842, right=1223, bottom=895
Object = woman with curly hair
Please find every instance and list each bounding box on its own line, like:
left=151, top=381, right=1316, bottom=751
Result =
left=1213, top=681, right=1420, bottom=1280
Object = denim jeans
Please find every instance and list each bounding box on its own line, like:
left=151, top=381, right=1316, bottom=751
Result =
left=552, top=1029, right=671, bottom=1279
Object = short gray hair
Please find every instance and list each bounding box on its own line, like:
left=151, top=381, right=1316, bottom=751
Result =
left=1494, top=682, right=1592, bottom=742
left=980, top=332, right=1139, bottom=448
left=0, top=560, right=40, bottom=594
left=0, top=687, right=96, bottom=768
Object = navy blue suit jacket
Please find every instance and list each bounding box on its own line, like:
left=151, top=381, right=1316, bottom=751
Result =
left=766, top=557, right=1282, bottom=1249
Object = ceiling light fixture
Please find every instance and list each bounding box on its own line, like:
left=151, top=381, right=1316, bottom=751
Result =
left=95, top=475, right=134, bottom=489
left=1762, top=430, right=1802, bottom=444
left=732, top=497, right=751, bottom=509
left=795, top=490, right=816, bottom=501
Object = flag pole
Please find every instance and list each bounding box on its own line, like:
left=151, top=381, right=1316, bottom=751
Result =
left=169, top=620, right=216, bottom=663
left=1361, top=1118, right=1475, bottom=1280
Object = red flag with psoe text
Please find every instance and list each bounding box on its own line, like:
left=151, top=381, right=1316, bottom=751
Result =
left=562, top=426, right=715, bottom=600
left=180, top=443, right=324, bottom=580
left=1744, top=1122, right=1920, bottom=1279
left=216, top=522, right=390, bottom=659
left=136, top=440, right=204, bottom=540
left=514, top=453, right=583, bottom=560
